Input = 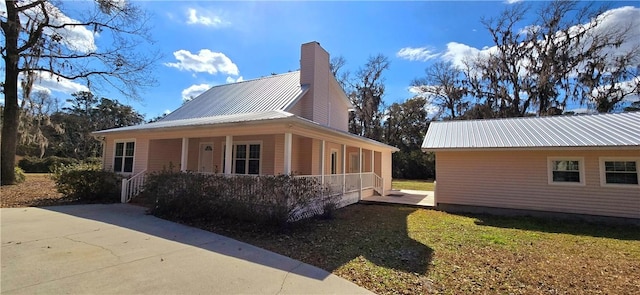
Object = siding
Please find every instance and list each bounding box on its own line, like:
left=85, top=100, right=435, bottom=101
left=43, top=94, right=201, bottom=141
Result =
left=328, top=78, right=350, bottom=132
left=292, top=136, right=313, bottom=175
left=435, top=150, right=640, bottom=218
left=381, top=151, right=393, bottom=193
left=274, top=134, right=284, bottom=174
left=300, top=42, right=330, bottom=126
left=148, top=139, right=182, bottom=172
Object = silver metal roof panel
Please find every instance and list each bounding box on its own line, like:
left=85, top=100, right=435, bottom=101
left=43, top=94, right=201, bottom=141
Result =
left=422, top=112, right=640, bottom=149
left=94, top=110, right=294, bottom=133
left=162, top=71, right=307, bottom=121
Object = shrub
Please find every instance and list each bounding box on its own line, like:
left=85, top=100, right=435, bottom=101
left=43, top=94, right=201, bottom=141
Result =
left=14, top=166, right=26, bottom=184
left=51, top=163, right=122, bottom=202
left=19, top=156, right=79, bottom=173
left=144, top=170, right=342, bottom=227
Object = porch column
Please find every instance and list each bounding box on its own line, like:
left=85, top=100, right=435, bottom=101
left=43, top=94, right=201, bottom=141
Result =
left=224, top=135, right=233, bottom=174
left=370, top=149, right=374, bottom=173
left=180, top=137, right=189, bottom=172
left=359, top=147, right=363, bottom=199
left=342, top=144, right=346, bottom=194
left=284, top=132, right=292, bottom=174
left=320, top=140, right=325, bottom=184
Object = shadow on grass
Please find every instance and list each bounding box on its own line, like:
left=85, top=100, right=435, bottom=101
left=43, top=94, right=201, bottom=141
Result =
left=207, top=203, right=434, bottom=276
left=468, top=213, right=640, bottom=241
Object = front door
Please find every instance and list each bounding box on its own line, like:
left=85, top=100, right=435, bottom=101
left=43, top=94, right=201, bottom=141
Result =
left=199, top=143, right=214, bottom=173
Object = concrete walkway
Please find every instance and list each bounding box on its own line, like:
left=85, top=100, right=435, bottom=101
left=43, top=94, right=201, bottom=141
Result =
left=1, top=204, right=372, bottom=294
left=361, top=190, right=435, bottom=207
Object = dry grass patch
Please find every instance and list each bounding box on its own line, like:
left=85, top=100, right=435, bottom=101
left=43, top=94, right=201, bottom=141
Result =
left=0, top=173, right=73, bottom=207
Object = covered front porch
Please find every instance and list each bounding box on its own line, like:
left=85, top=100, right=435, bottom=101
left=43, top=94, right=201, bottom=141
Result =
left=112, top=122, right=395, bottom=203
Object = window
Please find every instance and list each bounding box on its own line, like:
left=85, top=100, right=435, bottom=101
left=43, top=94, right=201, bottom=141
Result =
left=548, top=157, right=584, bottom=185
left=330, top=151, right=338, bottom=174
left=224, top=143, right=261, bottom=175
left=600, top=158, right=639, bottom=186
left=114, top=141, right=135, bottom=173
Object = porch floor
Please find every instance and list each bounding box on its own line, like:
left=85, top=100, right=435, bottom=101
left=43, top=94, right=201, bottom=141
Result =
left=360, top=190, right=435, bottom=207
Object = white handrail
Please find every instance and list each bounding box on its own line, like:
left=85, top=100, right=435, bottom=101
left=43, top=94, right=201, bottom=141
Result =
left=294, top=172, right=383, bottom=195
left=121, top=170, right=147, bottom=203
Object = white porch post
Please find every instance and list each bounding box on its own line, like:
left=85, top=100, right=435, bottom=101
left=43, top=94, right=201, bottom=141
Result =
left=370, top=149, right=374, bottom=173
left=180, top=137, right=189, bottom=172
left=284, top=132, right=292, bottom=174
left=224, top=135, right=233, bottom=174
left=320, top=140, right=325, bottom=184
left=358, top=147, right=363, bottom=199
left=342, top=144, right=346, bottom=194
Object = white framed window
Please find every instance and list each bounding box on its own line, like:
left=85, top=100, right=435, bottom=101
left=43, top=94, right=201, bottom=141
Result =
left=222, top=141, right=262, bottom=175
left=330, top=150, right=338, bottom=174
left=114, top=140, right=135, bottom=173
left=547, top=157, right=585, bottom=185
left=599, top=157, right=639, bottom=187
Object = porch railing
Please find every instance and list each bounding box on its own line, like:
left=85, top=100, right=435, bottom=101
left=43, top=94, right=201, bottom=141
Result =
left=121, top=170, right=147, bottom=203
left=295, top=172, right=383, bottom=196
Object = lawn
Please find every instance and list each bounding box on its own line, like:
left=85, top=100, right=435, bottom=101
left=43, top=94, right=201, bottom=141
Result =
left=192, top=205, right=640, bottom=295
left=3, top=174, right=639, bottom=294
left=393, top=179, right=435, bottom=191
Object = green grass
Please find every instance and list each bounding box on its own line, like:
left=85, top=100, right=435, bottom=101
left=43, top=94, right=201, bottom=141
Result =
left=392, top=179, right=435, bottom=191
left=187, top=204, right=640, bottom=295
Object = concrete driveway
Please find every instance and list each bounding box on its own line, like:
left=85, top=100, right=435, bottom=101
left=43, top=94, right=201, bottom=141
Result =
left=1, top=204, right=372, bottom=294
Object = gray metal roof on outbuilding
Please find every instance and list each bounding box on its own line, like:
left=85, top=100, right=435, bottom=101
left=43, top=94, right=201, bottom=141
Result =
left=162, top=71, right=308, bottom=121
left=422, top=112, right=640, bottom=150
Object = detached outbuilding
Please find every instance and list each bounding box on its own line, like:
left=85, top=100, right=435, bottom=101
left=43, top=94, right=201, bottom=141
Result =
left=422, top=112, right=640, bottom=220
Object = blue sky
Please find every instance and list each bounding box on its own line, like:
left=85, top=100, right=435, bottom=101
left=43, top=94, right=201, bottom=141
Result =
left=3, top=1, right=639, bottom=119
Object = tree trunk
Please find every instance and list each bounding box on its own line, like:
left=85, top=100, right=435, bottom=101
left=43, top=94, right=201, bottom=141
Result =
left=1, top=1, right=20, bottom=185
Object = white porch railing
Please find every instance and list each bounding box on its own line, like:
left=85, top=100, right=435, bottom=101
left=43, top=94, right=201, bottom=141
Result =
left=295, top=172, right=383, bottom=195
left=121, top=170, right=147, bottom=203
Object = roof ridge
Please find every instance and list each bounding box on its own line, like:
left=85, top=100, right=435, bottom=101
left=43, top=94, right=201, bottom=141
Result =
left=433, top=111, right=640, bottom=124
left=210, top=70, right=301, bottom=89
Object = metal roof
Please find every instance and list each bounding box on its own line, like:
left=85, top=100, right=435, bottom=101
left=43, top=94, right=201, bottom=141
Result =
left=422, top=112, right=640, bottom=150
left=161, top=71, right=307, bottom=121
left=93, top=110, right=399, bottom=151
left=94, top=110, right=294, bottom=133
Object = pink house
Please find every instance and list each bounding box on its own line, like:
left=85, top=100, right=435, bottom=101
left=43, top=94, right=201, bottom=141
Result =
left=94, top=42, right=398, bottom=204
left=422, top=112, right=640, bottom=220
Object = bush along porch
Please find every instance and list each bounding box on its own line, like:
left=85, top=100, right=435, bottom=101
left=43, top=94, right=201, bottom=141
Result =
left=140, top=170, right=344, bottom=225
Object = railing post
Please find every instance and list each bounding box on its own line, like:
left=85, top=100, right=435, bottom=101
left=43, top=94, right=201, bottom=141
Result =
left=121, top=178, right=128, bottom=203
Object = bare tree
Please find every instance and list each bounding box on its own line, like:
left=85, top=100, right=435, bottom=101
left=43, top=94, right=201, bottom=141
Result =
left=1, top=0, right=158, bottom=184
left=412, top=61, right=469, bottom=119
left=348, top=54, right=389, bottom=141
left=467, top=1, right=640, bottom=117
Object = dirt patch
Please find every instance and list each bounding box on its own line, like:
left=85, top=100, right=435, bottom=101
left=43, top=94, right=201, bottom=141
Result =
left=1, top=174, right=76, bottom=207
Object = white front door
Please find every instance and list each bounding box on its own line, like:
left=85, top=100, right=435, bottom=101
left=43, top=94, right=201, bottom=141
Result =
left=199, top=143, right=214, bottom=173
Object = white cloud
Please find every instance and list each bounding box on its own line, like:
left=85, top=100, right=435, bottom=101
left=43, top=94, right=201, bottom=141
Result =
left=225, top=76, right=244, bottom=83
left=590, top=76, right=640, bottom=103
left=186, top=8, right=229, bottom=28
left=505, top=0, right=523, bottom=4
left=396, top=47, right=440, bottom=62
left=163, top=109, right=171, bottom=115
left=0, top=0, right=97, bottom=53
left=165, top=49, right=239, bottom=76
left=19, top=71, right=89, bottom=95
left=181, top=83, right=212, bottom=101
left=440, top=6, right=640, bottom=74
